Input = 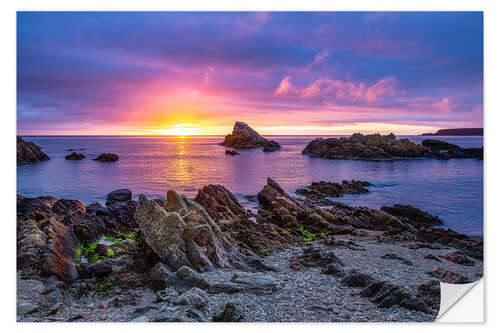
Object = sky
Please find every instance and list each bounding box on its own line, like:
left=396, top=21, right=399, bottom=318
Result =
left=17, top=11, right=483, bottom=136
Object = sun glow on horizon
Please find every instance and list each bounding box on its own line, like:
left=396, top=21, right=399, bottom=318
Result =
left=154, top=124, right=202, bottom=136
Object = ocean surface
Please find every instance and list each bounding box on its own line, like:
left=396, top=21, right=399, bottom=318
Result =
left=17, top=135, right=483, bottom=236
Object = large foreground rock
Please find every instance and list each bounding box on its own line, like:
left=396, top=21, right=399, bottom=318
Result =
left=17, top=136, right=50, bottom=163
left=221, top=122, right=281, bottom=150
left=135, top=190, right=271, bottom=272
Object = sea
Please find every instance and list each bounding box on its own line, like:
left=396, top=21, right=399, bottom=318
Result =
left=17, top=135, right=483, bottom=236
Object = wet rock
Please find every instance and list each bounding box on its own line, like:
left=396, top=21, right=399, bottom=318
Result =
left=150, top=262, right=176, bottom=290
left=380, top=204, right=443, bottom=228
left=340, top=271, right=375, bottom=287
left=65, top=152, right=85, bottom=160
left=213, top=302, right=243, bottom=322
left=135, top=190, right=270, bottom=272
left=381, top=253, right=413, bottom=266
left=221, top=122, right=281, bottom=150
left=296, top=180, right=371, bottom=201
left=17, top=136, right=50, bottom=163
left=444, top=250, right=475, bottom=266
left=289, top=247, right=344, bottom=270
left=427, top=267, right=470, bottom=284
left=93, top=153, right=119, bottom=162
left=174, top=287, right=209, bottom=308
left=17, top=303, right=39, bottom=315
left=225, top=149, right=240, bottom=155
left=302, top=133, right=424, bottom=160
left=107, top=189, right=132, bottom=202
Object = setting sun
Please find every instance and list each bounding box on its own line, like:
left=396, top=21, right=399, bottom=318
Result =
left=154, top=124, right=202, bottom=136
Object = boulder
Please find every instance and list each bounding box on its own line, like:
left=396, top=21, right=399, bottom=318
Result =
left=380, top=204, right=443, bottom=228
left=17, top=136, right=50, bottom=163
left=421, top=139, right=460, bottom=151
left=195, top=184, right=247, bottom=221
left=220, top=122, right=281, bottom=150
left=107, top=189, right=132, bottom=202
left=135, top=191, right=270, bottom=272
left=65, top=152, right=85, bottom=160
left=93, top=153, right=119, bottom=162
left=174, top=287, right=209, bottom=308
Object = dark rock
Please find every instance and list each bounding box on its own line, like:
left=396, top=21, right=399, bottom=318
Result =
left=17, top=136, right=50, bottom=163
left=213, top=302, right=243, bottom=322
left=220, top=122, right=281, bottom=150
left=321, top=263, right=346, bottom=277
left=340, top=271, right=375, bottom=287
left=423, top=128, right=483, bottom=136
left=81, top=262, right=112, bottom=277
left=65, top=152, right=85, bottom=160
left=93, top=153, right=119, bottom=162
left=225, top=149, right=240, bottom=155
left=176, top=266, right=209, bottom=289
left=107, top=189, right=132, bottom=202
left=444, top=250, right=475, bottom=266
left=296, top=180, right=371, bottom=202
left=195, top=184, right=247, bottom=221
left=289, top=247, right=344, bottom=270
left=416, top=280, right=441, bottom=310
left=302, top=133, right=424, bottom=160
left=421, top=139, right=460, bottom=151
left=381, top=253, right=413, bottom=266
left=380, top=204, right=443, bottom=228
left=427, top=267, right=471, bottom=284
left=262, top=146, right=279, bottom=152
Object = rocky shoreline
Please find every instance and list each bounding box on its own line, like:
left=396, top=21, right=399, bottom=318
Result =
left=302, top=133, right=483, bottom=160
left=16, top=178, right=483, bottom=322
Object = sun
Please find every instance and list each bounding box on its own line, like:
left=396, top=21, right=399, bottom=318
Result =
left=156, top=124, right=201, bottom=136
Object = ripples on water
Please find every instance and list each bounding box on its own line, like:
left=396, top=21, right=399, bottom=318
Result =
left=17, top=135, right=483, bottom=235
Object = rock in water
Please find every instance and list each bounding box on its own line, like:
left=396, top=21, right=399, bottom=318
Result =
left=421, top=139, right=460, bottom=151
left=65, top=152, right=85, bottom=160
left=94, top=153, right=119, bottom=162
left=225, top=149, right=240, bottom=155
left=296, top=180, right=371, bottom=201
left=107, top=189, right=132, bottom=202
left=134, top=190, right=271, bottom=272
left=17, top=136, right=50, bottom=162
left=302, top=133, right=423, bottom=160
left=220, top=122, right=281, bottom=150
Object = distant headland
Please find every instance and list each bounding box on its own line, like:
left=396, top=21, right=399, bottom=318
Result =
left=421, top=128, right=483, bottom=136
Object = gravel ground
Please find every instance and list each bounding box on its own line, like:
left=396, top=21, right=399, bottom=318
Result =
left=17, top=235, right=483, bottom=322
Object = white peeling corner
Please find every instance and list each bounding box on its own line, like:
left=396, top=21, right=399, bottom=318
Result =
left=437, top=278, right=484, bottom=322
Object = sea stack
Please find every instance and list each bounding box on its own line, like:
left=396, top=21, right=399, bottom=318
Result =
left=221, top=122, right=281, bottom=151
left=17, top=136, right=50, bottom=163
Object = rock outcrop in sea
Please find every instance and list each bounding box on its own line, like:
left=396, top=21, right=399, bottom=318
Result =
left=17, top=136, right=50, bottom=163
left=302, top=133, right=482, bottom=160
left=221, top=122, right=281, bottom=151
left=65, top=152, right=85, bottom=160
left=94, top=153, right=119, bottom=162
left=296, top=180, right=371, bottom=204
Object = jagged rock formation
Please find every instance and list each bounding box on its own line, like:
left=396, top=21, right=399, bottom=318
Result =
left=135, top=190, right=271, bottom=272
left=302, top=133, right=482, bottom=160
left=220, top=122, right=281, bottom=151
left=17, top=136, right=50, bottom=163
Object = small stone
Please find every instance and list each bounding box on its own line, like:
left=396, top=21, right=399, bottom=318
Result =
left=174, top=287, right=208, bottom=308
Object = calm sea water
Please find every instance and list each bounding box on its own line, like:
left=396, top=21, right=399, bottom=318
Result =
left=17, top=135, right=483, bottom=235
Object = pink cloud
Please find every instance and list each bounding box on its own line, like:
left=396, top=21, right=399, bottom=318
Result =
left=276, top=75, right=397, bottom=103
